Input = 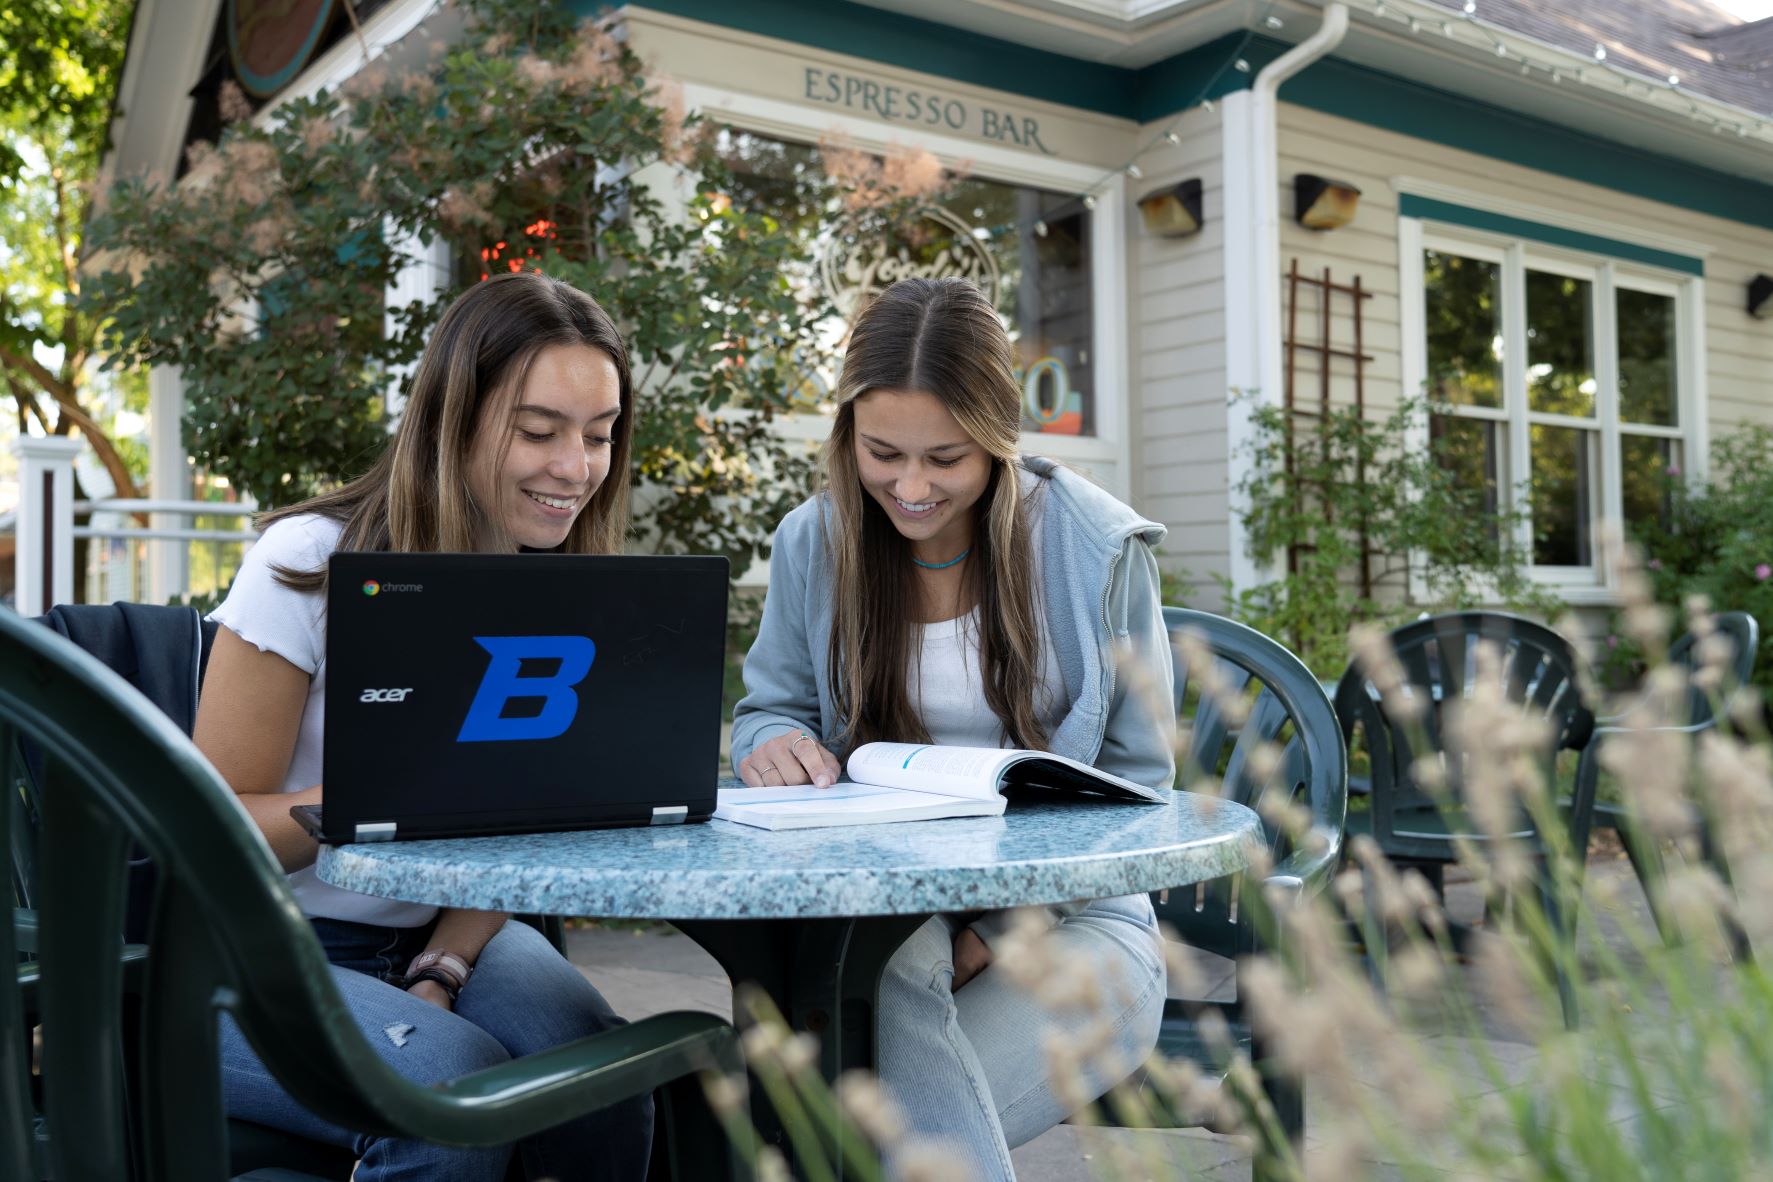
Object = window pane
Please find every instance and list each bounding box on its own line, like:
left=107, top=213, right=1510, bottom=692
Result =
left=1530, top=424, right=1595, bottom=566
left=1622, top=435, right=1680, bottom=531
left=1618, top=288, right=1678, bottom=427
left=1526, top=270, right=1595, bottom=417
left=715, top=131, right=1097, bottom=435
left=1424, top=250, right=1502, bottom=409
left=1430, top=413, right=1504, bottom=528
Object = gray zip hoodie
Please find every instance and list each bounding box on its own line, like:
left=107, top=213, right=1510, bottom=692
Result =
left=731, top=454, right=1179, bottom=946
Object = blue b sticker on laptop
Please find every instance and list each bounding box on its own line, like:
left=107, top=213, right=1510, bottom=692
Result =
left=456, top=635, right=596, bottom=743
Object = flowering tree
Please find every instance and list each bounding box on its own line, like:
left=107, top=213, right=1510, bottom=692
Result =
left=83, top=0, right=839, bottom=570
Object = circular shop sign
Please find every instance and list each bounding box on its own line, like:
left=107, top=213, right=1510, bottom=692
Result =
left=820, top=205, right=1000, bottom=323
left=227, top=0, right=338, bottom=99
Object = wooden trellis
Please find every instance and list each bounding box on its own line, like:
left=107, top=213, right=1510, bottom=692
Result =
left=1282, top=259, right=1377, bottom=598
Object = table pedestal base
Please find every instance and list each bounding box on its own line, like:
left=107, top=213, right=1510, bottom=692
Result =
left=675, top=913, right=931, bottom=1176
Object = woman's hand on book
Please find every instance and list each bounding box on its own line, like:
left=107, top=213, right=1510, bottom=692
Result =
left=952, top=928, right=992, bottom=991
left=738, top=730, right=842, bottom=788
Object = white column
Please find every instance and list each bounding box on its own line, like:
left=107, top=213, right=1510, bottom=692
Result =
left=13, top=436, right=82, bottom=616
left=147, top=364, right=190, bottom=605
left=384, top=221, right=453, bottom=424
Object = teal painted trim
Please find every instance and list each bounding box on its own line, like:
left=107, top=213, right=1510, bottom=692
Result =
left=617, top=0, right=1132, bottom=116
left=1134, top=34, right=1278, bottom=115
left=615, top=7, right=1773, bottom=231
left=1275, top=45, right=1773, bottom=232
left=1399, top=194, right=1705, bottom=275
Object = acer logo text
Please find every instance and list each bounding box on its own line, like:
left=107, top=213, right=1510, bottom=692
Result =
left=360, top=688, right=414, bottom=703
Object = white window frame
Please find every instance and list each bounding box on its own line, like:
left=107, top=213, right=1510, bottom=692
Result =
left=1400, top=216, right=1706, bottom=606
left=678, top=82, right=1131, bottom=497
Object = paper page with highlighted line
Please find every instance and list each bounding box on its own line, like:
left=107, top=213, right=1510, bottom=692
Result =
left=842, top=743, right=1017, bottom=801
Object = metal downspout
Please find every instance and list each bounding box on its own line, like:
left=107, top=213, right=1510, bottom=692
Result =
left=1222, top=3, right=1349, bottom=597
left=1252, top=3, right=1350, bottom=440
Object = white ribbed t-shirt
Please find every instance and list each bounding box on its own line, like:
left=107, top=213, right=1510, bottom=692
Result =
left=908, top=485, right=1064, bottom=749
left=208, top=514, right=438, bottom=928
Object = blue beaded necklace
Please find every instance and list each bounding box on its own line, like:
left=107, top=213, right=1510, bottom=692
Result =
left=911, top=547, right=971, bottom=570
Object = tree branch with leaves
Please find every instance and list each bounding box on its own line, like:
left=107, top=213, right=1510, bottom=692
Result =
left=84, top=0, right=874, bottom=576
left=0, top=0, right=140, bottom=499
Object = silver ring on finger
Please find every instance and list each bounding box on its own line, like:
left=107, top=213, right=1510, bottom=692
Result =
left=790, top=732, right=814, bottom=753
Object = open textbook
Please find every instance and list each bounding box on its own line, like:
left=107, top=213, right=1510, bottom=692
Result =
left=714, top=742, right=1165, bottom=831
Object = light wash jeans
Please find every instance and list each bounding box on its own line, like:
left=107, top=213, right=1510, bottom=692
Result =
left=219, top=916, right=652, bottom=1182
left=877, top=893, right=1167, bottom=1182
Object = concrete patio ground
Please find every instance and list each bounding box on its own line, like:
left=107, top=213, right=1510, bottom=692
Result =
left=565, top=850, right=1674, bottom=1181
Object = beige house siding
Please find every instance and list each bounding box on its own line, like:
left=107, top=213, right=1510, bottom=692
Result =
left=1275, top=110, right=1408, bottom=422
left=1128, top=105, right=1229, bottom=604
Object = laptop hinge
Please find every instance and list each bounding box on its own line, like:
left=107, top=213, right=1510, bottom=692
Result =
left=355, top=822, right=398, bottom=843
left=650, top=806, right=688, bottom=826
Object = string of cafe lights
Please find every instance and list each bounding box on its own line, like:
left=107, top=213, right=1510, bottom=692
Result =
left=1047, top=0, right=1772, bottom=227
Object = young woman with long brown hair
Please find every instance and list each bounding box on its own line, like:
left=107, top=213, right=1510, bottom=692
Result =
left=195, top=271, right=651, bottom=1181
left=732, top=276, right=1174, bottom=1179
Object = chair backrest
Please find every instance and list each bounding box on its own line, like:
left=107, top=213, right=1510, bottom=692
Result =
left=1665, top=610, right=1759, bottom=729
left=1333, top=611, right=1596, bottom=862
left=0, top=607, right=493, bottom=1181
left=1161, top=608, right=1348, bottom=957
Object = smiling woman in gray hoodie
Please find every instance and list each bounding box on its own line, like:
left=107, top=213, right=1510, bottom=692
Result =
left=732, top=277, right=1175, bottom=1181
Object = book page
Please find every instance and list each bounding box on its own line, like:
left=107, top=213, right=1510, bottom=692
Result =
left=712, top=783, right=1005, bottom=830
left=845, top=743, right=1018, bottom=800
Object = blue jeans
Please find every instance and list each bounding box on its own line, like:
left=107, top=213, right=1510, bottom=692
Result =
left=220, top=916, right=653, bottom=1182
left=877, top=894, right=1167, bottom=1182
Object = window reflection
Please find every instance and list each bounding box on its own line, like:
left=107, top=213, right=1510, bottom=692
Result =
left=1621, top=435, right=1678, bottom=531
left=1530, top=424, right=1595, bottom=566
left=1430, top=414, right=1504, bottom=542
left=1618, top=288, right=1678, bottom=427
left=1425, top=251, right=1502, bottom=409
left=716, top=131, right=1095, bottom=435
left=1526, top=271, right=1595, bottom=418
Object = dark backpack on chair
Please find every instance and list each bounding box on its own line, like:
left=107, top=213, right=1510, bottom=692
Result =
left=29, top=603, right=216, bottom=945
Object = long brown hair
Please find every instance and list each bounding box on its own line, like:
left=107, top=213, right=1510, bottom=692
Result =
left=262, top=271, right=634, bottom=587
left=825, top=277, right=1045, bottom=750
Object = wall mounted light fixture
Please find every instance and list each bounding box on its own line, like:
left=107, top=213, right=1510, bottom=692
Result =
left=1294, top=173, right=1362, bottom=229
left=1137, top=178, right=1204, bottom=237
left=1750, top=273, right=1773, bottom=319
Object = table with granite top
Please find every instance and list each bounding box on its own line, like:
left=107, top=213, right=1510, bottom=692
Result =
left=316, top=787, right=1262, bottom=1081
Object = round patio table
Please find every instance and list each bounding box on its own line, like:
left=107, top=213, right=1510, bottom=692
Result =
left=317, top=788, right=1262, bottom=1082
left=320, top=789, right=1260, bottom=1177
left=319, top=793, right=1262, bottom=1176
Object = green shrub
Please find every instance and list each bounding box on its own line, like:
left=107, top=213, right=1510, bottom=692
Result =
left=1225, top=395, right=1557, bottom=677
left=1615, top=425, right=1773, bottom=698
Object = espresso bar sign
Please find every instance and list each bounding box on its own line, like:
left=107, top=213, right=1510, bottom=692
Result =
left=803, top=66, right=1056, bottom=156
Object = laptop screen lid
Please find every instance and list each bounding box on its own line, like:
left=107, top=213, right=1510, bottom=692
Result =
left=322, top=552, right=728, bottom=842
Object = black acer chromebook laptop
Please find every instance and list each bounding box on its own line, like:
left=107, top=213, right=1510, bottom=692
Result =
left=292, top=552, right=728, bottom=844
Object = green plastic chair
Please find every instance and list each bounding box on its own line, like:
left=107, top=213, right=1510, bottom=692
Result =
left=0, top=607, right=744, bottom=1182
left=10, top=605, right=582, bottom=1179
left=1575, top=610, right=1759, bottom=957
left=1121, top=608, right=1347, bottom=1181
left=1333, top=611, right=1597, bottom=1026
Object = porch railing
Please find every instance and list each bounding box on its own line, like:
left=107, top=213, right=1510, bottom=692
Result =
left=13, top=436, right=259, bottom=616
